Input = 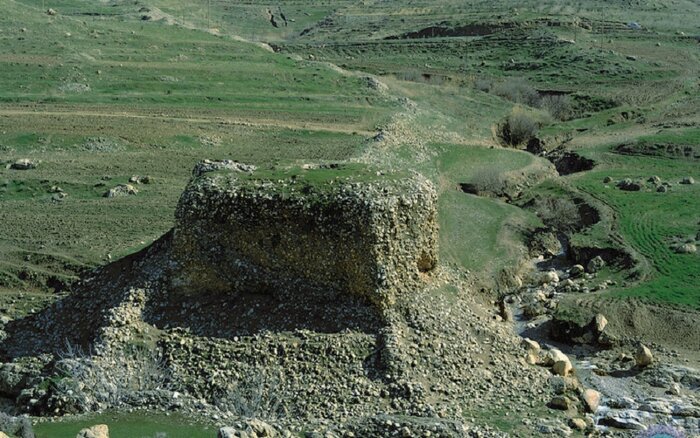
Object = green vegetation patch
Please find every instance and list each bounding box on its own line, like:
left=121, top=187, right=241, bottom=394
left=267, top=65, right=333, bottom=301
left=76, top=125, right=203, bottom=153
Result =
left=432, top=144, right=543, bottom=277
left=570, top=140, right=700, bottom=308
left=34, top=412, right=215, bottom=438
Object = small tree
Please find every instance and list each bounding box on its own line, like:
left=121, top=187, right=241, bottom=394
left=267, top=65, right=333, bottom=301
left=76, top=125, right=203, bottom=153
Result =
left=533, top=197, right=581, bottom=231
left=469, top=168, right=505, bottom=193
left=497, top=110, right=540, bottom=147
left=540, top=95, right=572, bottom=121
left=492, top=78, right=540, bottom=107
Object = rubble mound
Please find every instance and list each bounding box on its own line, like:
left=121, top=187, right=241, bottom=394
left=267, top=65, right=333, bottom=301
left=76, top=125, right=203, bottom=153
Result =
left=171, top=162, right=439, bottom=308
left=0, top=162, right=555, bottom=436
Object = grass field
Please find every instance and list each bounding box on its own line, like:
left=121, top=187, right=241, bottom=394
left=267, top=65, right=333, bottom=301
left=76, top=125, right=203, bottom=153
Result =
left=34, top=412, right=214, bottom=438
left=433, top=144, right=545, bottom=278
left=567, top=130, right=700, bottom=309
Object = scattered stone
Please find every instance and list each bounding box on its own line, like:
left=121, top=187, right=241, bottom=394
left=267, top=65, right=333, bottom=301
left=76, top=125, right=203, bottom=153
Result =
left=548, top=349, right=573, bottom=377
left=128, top=175, right=151, bottom=184
left=553, top=360, right=573, bottom=377
left=499, top=303, right=513, bottom=322
left=47, top=8, right=57, bottom=15
left=522, top=338, right=541, bottom=354
left=76, top=424, right=109, bottom=438
left=657, top=185, right=668, bottom=193
left=568, top=418, right=586, bottom=431
left=603, top=176, right=613, bottom=183
left=10, top=159, right=37, bottom=170
left=599, top=411, right=646, bottom=430
left=680, top=177, right=695, bottom=185
left=635, top=344, right=654, bottom=367
left=582, top=388, right=601, bottom=413
left=191, top=159, right=257, bottom=178
left=593, top=313, right=608, bottom=334
left=218, top=419, right=278, bottom=437
left=559, top=278, right=575, bottom=289
left=537, top=420, right=573, bottom=436
left=548, top=395, right=572, bottom=410
left=58, top=83, right=91, bottom=93
left=528, top=231, right=561, bottom=258
left=540, top=270, right=559, bottom=285
left=667, top=383, right=682, bottom=396
left=363, top=76, right=388, bottom=93
left=548, top=375, right=580, bottom=395
left=217, top=428, right=236, bottom=438
left=0, top=432, right=8, bottom=438
left=523, top=340, right=540, bottom=365
left=617, top=179, right=642, bottom=191
left=586, top=256, right=605, bottom=273
left=51, top=192, right=68, bottom=201
left=648, top=175, right=661, bottom=184
left=103, top=184, right=138, bottom=198
left=569, top=264, right=585, bottom=278
left=675, top=243, right=697, bottom=254
left=245, top=419, right=278, bottom=437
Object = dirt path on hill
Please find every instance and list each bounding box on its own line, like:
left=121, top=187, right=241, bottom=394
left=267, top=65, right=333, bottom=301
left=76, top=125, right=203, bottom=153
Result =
left=0, top=108, right=373, bottom=136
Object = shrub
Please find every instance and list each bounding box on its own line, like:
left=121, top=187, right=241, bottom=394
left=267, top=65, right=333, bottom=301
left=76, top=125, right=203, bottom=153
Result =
left=492, top=78, right=540, bottom=107
left=53, top=342, right=172, bottom=412
left=473, top=77, right=492, bottom=93
left=491, top=78, right=573, bottom=121
left=540, top=95, right=572, bottom=120
left=0, top=412, right=34, bottom=438
left=533, top=197, right=581, bottom=231
left=213, top=369, right=285, bottom=420
left=497, top=110, right=540, bottom=147
left=469, top=168, right=506, bottom=193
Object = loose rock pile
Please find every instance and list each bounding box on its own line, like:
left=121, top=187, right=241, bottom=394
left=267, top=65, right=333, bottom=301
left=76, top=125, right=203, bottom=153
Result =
left=0, top=161, right=564, bottom=436
left=171, top=163, right=439, bottom=308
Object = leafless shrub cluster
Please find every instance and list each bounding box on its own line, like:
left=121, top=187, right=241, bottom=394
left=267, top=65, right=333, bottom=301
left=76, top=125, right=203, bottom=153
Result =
left=478, top=77, right=572, bottom=121
left=497, top=110, right=540, bottom=147
left=533, top=197, right=581, bottom=231
left=55, top=341, right=172, bottom=409
left=539, top=95, right=572, bottom=121
left=213, top=369, right=285, bottom=420
left=469, top=168, right=506, bottom=193
left=473, top=77, right=492, bottom=93
left=491, top=78, right=541, bottom=107
left=0, top=412, right=34, bottom=438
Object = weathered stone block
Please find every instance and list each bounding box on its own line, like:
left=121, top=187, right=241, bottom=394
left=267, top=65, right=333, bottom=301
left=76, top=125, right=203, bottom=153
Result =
left=170, top=162, right=438, bottom=308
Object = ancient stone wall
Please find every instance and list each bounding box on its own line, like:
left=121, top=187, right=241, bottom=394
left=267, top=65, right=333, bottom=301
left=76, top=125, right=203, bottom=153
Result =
left=170, top=163, right=438, bottom=308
